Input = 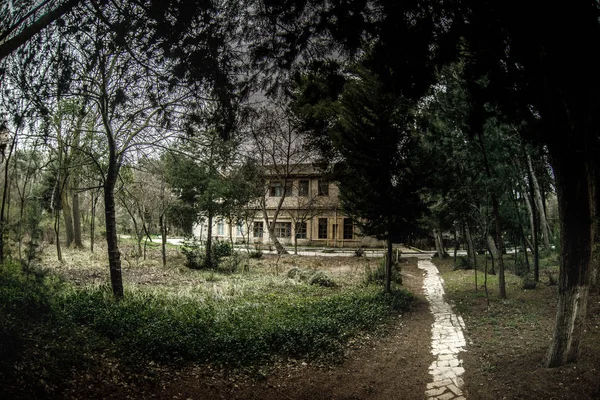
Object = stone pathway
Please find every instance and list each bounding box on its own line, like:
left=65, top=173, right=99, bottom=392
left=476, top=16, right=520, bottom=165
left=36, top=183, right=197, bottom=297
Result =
left=418, top=259, right=467, bottom=400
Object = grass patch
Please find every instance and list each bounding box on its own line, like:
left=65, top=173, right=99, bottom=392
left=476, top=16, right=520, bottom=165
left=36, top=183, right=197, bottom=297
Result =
left=1, top=256, right=413, bottom=397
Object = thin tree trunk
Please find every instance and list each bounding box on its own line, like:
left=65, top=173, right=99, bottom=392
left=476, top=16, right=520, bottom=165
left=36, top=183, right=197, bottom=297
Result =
left=433, top=227, right=447, bottom=258
left=261, top=188, right=289, bottom=255
left=101, top=94, right=124, bottom=298
left=90, top=189, right=99, bottom=253
left=545, top=151, right=593, bottom=367
left=527, top=153, right=552, bottom=250
left=385, top=236, right=393, bottom=293
left=486, top=234, right=498, bottom=275
left=72, top=189, right=83, bottom=248
left=465, top=223, right=477, bottom=270
left=0, top=133, right=17, bottom=263
left=61, top=181, right=74, bottom=247
left=453, top=228, right=459, bottom=263
left=491, top=195, right=507, bottom=299
left=206, top=212, right=213, bottom=268
left=160, top=213, right=167, bottom=268
left=104, top=167, right=123, bottom=298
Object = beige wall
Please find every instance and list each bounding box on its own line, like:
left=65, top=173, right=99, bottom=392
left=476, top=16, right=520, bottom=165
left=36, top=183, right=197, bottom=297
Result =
left=191, top=173, right=384, bottom=248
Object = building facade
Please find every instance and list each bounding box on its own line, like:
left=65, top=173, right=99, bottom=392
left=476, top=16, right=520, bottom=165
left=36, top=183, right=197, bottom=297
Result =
left=192, top=164, right=383, bottom=248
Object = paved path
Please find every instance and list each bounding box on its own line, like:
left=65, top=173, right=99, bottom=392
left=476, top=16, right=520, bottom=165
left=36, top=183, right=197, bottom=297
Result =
left=418, top=259, right=467, bottom=400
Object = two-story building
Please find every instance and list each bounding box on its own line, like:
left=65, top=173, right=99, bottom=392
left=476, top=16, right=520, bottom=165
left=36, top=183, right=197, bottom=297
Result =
left=192, top=163, right=383, bottom=248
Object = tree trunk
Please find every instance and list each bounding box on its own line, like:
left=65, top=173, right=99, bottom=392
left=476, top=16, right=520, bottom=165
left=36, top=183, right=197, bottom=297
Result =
left=465, top=223, right=477, bottom=270
left=72, top=186, right=84, bottom=249
left=104, top=166, right=124, bottom=299
left=453, top=228, right=459, bottom=263
left=385, top=236, right=393, bottom=293
left=0, top=133, right=16, bottom=264
left=266, top=221, right=287, bottom=254
left=261, top=188, right=289, bottom=255
left=486, top=234, right=499, bottom=275
left=433, top=227, right=447, bottom=258
left=527, top=153, right=552, bottom=250
left=491, top=195, right=507, bottom=299
left=61, top=182, right=75, bottom=247
left=90, top=190, right=99, bottom=253
left=206, top=212, right=213, bottom=268
left=160, top=213, right=167, bottom=268
left=545, top=152, right=593, bottom=367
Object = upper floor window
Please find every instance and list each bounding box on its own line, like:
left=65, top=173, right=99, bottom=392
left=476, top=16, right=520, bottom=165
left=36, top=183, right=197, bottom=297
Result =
left=318, top=180, right=329, bottom=196
left=298, top=180, right=309, bottom=197
left=269, top=181, right=292, bottom=197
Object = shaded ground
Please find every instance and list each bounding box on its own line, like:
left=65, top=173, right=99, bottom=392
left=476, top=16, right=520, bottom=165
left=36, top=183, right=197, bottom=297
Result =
left=17, top=245, right=600, bottom=399
left=435, top=257, right=600, bottom=400
left=155, top=260, right=433, bottom=400
left=39, top=247, right=433, bottom=400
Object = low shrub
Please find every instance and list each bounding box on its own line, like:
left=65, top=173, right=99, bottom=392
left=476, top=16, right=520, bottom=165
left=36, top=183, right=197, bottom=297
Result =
left=249, top=250, right=263, bottom=259
left=364, top=260, right=402, bottom=286
left=521, top=274, right=538, bottom=289
left=454, top=256, right=473, bottom=270
left=287, top=267, right=301, bottom=279
left=218, top=253, right=250, bottom=274
left=180, top=236, right=204, bottom=269
left=354, top=247, right=365, bottom=257
left=60, top=285, right=413, bottom=367
left=308, top=271, right=336, bottom=287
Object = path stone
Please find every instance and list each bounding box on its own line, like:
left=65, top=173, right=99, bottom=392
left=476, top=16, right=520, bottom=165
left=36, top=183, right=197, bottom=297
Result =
left=418, top=259, right=467, bottom=400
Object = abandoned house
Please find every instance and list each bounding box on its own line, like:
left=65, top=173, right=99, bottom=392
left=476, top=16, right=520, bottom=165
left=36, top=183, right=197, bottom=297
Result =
left=192, top=163, right=383, bottom=248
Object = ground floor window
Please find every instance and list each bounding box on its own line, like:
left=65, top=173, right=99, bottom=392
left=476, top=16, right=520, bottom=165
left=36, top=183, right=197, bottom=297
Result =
left=217, top=221, right=224, bottom=236
left=275, top=222, right=291, bottom=238
left=296, top=222, right=307, bottom=239
left=343, top=218, right=354, bottom=239
left=253, top=221, right=263, bottom=238
left=318, top=218, right=328, bottom=239
left=236, top=223, right=244, bottom=237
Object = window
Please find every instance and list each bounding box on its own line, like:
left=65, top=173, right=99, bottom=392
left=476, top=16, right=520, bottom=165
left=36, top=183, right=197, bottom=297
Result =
left=318, top=180, right=329, bottom=196
left=296, top=222, right=307, bottom=239
left=253, top=221, right=263, bottom=238
left=236, top=223, right=243, bottom=237
left=298, top=180, right=309, bottom=197
left=275, top=222, right=291, bottom=238
left=343, top=218, right=354, bottom=239
left=318, top=218, right=328, bottom=239
left=217, top=221, right=224, bottom=236
left=269, top=181, right=292, bottom=197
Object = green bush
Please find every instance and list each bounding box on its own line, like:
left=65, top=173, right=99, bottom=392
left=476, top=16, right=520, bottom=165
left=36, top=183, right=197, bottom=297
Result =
left=249, top=250, right=263, bottom=259
left=454, top=256, right=473, bottom=270
left=180, top=235, right=204, bottom=269
left=181, top=238, right=236, bottom=270
left=287, top=267, right=301, bottom=279
left=212, top=240, right=233, bottom=260
left=364, top=260, right=402, bottom=286
left=308, top=271, right=336, bottom=287
left=217, top=252, right=249, bottom=274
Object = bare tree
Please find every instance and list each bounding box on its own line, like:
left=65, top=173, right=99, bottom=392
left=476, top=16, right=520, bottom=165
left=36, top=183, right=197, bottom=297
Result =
left=246, top=103, right=315, bottom=254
